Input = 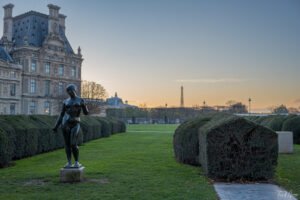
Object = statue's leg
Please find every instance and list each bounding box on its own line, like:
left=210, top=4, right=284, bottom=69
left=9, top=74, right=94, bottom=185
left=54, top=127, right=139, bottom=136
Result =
left=70, top=123, right=80, bottom=162
left=63, top=126, right=72, bottom=164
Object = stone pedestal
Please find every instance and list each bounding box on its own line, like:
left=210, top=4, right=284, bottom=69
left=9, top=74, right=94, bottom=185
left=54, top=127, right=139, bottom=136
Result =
left=276, top=131, right=293, bottom=154
left=60, top=166, right=85, bottom=182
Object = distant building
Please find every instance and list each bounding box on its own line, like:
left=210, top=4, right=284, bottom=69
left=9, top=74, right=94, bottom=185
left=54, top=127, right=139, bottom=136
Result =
left=106, top=92, right=137, bottom=109
left=0, top=3, right=82, bottom=115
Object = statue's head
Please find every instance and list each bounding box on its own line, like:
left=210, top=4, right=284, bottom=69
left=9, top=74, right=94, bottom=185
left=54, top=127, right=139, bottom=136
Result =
left=66, top=84, right=77, bottom=98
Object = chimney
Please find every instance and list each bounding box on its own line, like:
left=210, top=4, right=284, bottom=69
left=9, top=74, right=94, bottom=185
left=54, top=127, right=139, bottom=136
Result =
left=59, top=14, right=66, bottom=33
left=47, top=4, right=60, bottom=35
left=3, top=3, right=14, bottom=41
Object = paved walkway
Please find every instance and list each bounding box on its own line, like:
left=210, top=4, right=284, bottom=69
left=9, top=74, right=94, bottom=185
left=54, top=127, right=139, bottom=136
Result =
left=214, top=183, right=297, bottom=200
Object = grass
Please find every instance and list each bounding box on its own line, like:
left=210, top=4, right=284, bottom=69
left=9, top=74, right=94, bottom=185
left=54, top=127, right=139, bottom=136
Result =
left=0, top=124, right=217, bottom=200
left=0, top=124, right=299, bottom=200
left=275, top=145, right=300, bottom=199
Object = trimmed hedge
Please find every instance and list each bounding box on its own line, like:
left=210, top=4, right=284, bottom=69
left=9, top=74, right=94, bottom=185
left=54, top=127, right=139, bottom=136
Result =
left=173, top=113, right=215, bottom=165
left=107, top=117, right=127, bottom=134
left=94, top=118, right=112, bottom=137
left=173, top=113, right=278, bottom=181
left=0, top=120, right=15, bottom=167
left=246, top=115, right=300, bottom=144
left=80, top=116, right=102, bottom=142
left=282, top=116, right=300, bottom=144
left=0, top=128, right=12, bottom=167
left=0, top=115, right=126, bottom=167
left=29, top=115, right=65, bottom=152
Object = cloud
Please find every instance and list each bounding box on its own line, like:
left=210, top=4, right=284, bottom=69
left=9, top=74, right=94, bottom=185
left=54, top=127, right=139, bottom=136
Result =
left=175, top=78, right=248, bottom=83
left=294, top=98, right=300, bottom=104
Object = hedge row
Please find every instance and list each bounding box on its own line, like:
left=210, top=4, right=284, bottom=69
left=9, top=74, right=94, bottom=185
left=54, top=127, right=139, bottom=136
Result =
left=173, top=113, right=278, bottom=181
left=173, top=113, right=214, bottom=165
left=246, top=115, right=300, bottom=144
left=0, top=115, right=126, bottom=167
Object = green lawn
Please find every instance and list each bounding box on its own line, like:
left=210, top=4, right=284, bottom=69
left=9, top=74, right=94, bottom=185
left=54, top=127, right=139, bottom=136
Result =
left=0, top=124, right=299, bottom=200
left=276, top=145, right=300, bottom=199
left=0, top=124, right=217, bottom=200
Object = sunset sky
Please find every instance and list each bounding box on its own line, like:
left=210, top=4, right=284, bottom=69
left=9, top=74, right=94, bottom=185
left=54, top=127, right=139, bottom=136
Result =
left=1, top=0, right=300, bottom=111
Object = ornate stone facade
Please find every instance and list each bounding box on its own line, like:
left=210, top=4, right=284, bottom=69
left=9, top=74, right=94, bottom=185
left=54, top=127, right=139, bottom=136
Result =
left=0, top=58, right=22, bottom=114
left=0, top=3, right=82, bottom=115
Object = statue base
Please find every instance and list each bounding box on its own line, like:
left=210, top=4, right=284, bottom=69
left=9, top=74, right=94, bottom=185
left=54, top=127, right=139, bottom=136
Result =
left=60, top=166, right=85, bottom=183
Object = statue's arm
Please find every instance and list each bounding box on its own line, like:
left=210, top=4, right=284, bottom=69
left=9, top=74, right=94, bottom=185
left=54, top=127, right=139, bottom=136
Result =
left=81, top=99, right=89, bottom=115
left=53, top=102, right=66, bottom=132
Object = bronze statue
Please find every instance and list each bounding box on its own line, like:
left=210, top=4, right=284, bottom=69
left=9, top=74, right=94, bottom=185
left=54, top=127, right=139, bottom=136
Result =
left=53, top=84, right=89, bottom=168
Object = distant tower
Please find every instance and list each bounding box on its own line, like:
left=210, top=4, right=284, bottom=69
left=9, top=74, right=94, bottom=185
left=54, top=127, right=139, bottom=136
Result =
left=248, top=98, right=252, bottom=114
left=180, top=86, right=184, bottom=107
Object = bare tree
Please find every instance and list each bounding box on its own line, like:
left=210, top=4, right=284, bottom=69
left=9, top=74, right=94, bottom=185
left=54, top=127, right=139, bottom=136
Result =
left=81, top=80, right=108, bottom=114
left=81, top=80, right=107, bottom=99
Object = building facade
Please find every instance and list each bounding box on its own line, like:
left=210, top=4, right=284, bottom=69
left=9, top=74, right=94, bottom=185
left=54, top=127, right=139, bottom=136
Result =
left=106, top=92, right=137, bottom=109
left=0, top=48, right=22, bottom=114
left=0, top=3, right=82, bottom=115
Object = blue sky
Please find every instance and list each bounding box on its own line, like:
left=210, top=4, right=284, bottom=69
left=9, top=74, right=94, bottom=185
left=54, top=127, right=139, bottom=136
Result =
left=1, top=0, right=299, bottom=110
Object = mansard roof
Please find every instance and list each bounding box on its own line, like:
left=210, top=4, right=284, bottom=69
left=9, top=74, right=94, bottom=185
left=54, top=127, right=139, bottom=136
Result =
left=0, top=46, right=13, bottom=62
left=12, top=10, right=74, bottom=54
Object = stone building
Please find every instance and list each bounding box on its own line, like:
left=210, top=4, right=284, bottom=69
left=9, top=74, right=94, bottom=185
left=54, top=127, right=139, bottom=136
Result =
left=106, top=92, right=137, bottom=109
left=0, top=3, right=82, bottom=115
left=0, top=47, right=22, bottom=114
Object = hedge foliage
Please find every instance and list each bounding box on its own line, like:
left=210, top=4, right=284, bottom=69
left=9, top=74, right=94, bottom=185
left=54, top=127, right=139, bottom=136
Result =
left=0, top=115, right=126, bottom=167
left=173, top=113, right=215, bottom=165
left=246, top=115, right=300, bottom=144
left=173, top=113, right=278, bottom=181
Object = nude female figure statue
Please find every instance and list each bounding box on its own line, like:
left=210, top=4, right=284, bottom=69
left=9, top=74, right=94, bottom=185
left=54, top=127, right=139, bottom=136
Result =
left=53, top=84, right=89, bottom=168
